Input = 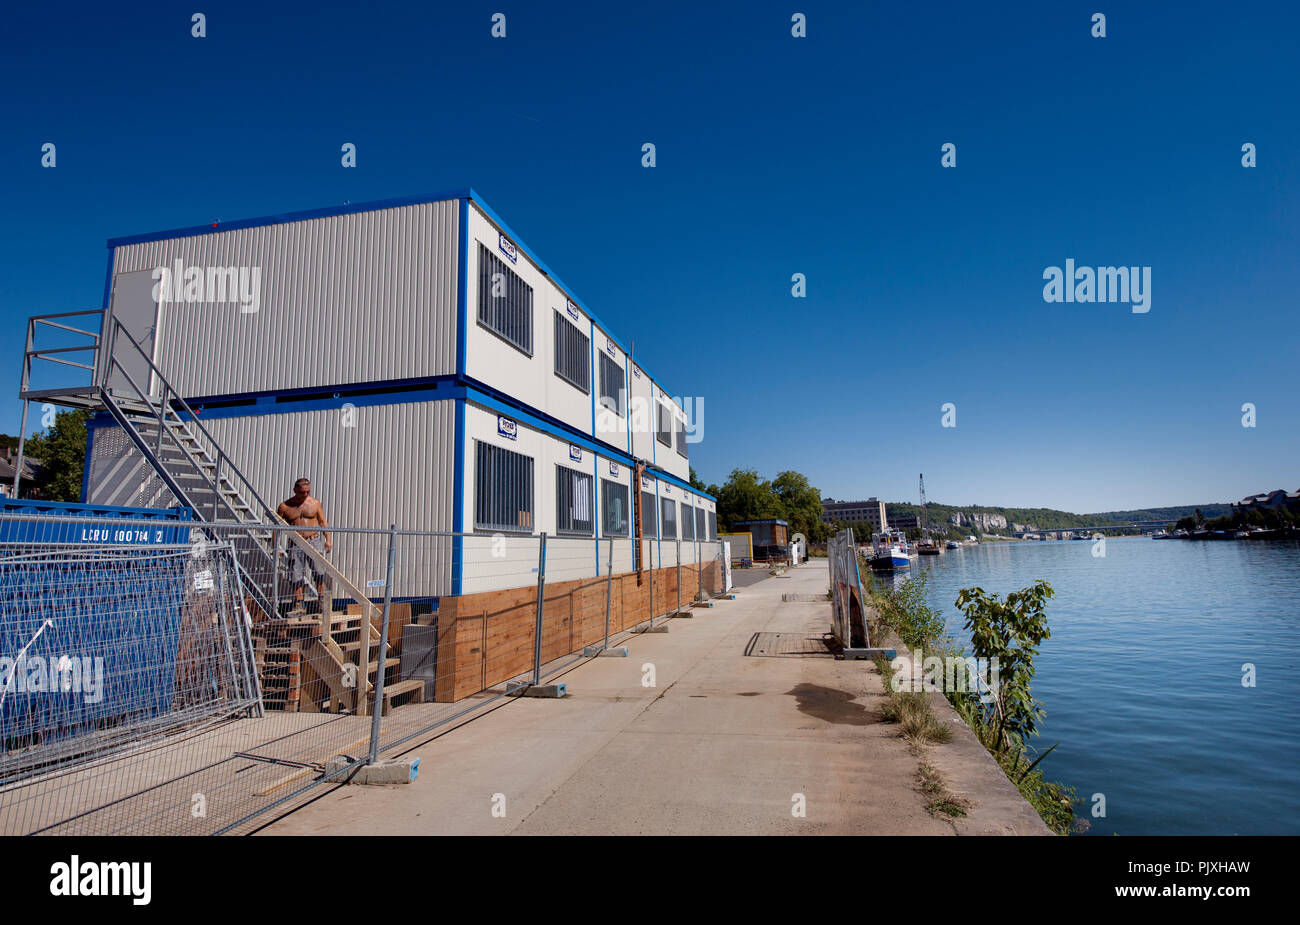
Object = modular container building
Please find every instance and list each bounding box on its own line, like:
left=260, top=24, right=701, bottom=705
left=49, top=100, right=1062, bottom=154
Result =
left=82, top=189, right=716, bottom=599
left=732, top=520, right=790, bottom=562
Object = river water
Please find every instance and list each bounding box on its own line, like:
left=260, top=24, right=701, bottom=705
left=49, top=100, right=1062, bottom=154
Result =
left=870, top=536, right=1300, bottom=835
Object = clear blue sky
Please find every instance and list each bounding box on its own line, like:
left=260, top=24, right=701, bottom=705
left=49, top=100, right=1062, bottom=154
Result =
left=2, top=1, right=1296, bottom=512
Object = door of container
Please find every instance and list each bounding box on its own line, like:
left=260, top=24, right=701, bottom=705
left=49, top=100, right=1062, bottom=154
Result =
left=102, top=268, right=163, bottom=399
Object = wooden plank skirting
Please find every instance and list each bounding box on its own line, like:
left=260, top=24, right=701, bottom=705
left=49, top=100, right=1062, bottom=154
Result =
left=433, top=560, right=722, bottom=702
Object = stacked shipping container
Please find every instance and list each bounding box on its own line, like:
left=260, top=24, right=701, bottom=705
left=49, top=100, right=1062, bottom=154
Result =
left=85, top=189, right=715, bottom=599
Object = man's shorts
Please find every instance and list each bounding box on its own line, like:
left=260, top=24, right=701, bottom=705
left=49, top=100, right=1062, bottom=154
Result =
left=290, top=533, right=327, bottom=590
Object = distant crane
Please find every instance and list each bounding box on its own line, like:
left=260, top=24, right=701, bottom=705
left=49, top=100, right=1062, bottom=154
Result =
left=918, top=473, right=928, bottom=538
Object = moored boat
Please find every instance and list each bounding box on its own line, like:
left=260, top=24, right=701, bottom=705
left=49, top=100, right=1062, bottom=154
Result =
left=870, top=530, right=916, bottom=571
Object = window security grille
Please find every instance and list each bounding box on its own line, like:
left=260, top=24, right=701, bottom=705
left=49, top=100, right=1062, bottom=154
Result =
left=602, top=479, right=629, bottom=537
left=599, top=353, right=623, bottom=416
left=556, top=465, right=594, bottom=535
left=554, top=311, right=590, bottom=392
left=478, top=243, right=533, bottom=354
left=695, top=506, right=706, bottom=540
left=475, top=441, right=534, bottom=532
left=676, top=415, right=688, bottom=458
left=660, top=497, right=677, bottom=540
left=681, top=503, right=695, bottom=540
left=640, top=489, right=658, bottom=538
left=656, top=402, right=672, bottom=447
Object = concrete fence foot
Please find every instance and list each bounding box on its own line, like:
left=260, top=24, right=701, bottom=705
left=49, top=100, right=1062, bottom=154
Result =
left=325, top=756, right=420, bottom=784
left=505, top=681, right=567, bottom=698
left=631, top=621, right=670, bottom=634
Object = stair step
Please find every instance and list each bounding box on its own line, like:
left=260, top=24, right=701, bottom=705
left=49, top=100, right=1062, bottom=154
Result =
left=379, top=679, right=423, bottom=697
left=337, top=640, right=394, bottom=654
left=282, top=613, right=367, bottom=630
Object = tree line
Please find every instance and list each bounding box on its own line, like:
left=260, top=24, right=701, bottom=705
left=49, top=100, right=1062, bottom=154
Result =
left=692, top=467, right=830, bottom=543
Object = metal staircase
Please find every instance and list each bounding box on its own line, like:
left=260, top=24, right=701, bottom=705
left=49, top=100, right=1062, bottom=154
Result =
left=18, top=309, right=395, bottom=716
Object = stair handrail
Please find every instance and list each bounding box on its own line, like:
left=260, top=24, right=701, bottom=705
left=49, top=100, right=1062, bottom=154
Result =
left=94, top=387, right=280, bottom=625
left=105, top=318, right=387, bottom=656
left=99, top=323, right=282, bottom=619
left=104, top=318, right=281, bottom=525
left=101, top=347, right=268, bottom=532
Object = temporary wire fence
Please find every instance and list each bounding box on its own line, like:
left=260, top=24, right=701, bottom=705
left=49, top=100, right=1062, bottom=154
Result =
left=828, top=527, right=872, bottom=652
left=0, top=539, right=260, bottom=835
left=0, top=512, right=727, bottom=835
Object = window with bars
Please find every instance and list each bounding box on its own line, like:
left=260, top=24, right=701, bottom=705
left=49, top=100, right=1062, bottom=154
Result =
left=640, top=488, right=658, bottom=538
left=695, top=506, right=706, bottom=540
left=660, top=497, right=677, bottom=540
left=555, top=465, right=594, bottom=535
left=474, top=441, right=534, bottom=532
left=601, top=479, right=629, bottom=537
left=478, top=243, right=534, bottom=355
left=553, top=311, right=590, bottom=393
left=599, top=353, right=623, bottom=416
left=681, top=503, right=695, bottom=540
left=707, top=511, right=717, bottom=540
left=676, top=415, right=688, bottom=458
left=656, top=402, right=672, bottom=447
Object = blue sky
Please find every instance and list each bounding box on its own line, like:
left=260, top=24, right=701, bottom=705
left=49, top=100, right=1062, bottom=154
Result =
left=2, top=1, right=1296, bottom=512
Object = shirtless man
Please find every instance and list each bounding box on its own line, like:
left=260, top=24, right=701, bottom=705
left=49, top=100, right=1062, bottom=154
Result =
left=277, top=478, right=332, bottom=614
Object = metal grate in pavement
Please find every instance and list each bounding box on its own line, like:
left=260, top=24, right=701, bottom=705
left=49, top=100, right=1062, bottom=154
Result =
left=744, top=632, right=836, bottom=658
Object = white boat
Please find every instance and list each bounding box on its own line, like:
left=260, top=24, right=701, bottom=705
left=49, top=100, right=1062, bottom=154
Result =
left=945, top=540, right=961, bottom=549
left=870, top=530, right=917, bottom=571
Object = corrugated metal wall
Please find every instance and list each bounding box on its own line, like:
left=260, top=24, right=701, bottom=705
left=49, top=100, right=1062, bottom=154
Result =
left=108, top=200, right=460, bottom=398
left=88, top=400, right=457, bottom=597
left=87, top=426, right=181, bottom=509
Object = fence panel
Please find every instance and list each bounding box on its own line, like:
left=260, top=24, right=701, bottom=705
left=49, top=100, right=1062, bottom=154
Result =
left=0, top=539, right=259, bottom=835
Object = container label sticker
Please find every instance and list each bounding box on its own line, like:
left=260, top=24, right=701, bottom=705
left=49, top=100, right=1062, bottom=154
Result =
left=569, top=444, right=582, bottom=462
left=632, top=366, right=641, bottom=379
left=497, top=415, right=517, bottom=440
left=605, top=338, right=616, bottom=357
left=193, top=570, right=214, bottom=591
left=609, top=461, right=619, bottom=476
left=498, top=233, right=518, bottom=264
left=565, top=300, right=580, bottom=321
left=367, top=578, right=386, bottom=589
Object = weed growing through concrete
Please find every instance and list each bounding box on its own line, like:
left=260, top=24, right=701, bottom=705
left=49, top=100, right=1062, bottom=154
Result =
left=918, top=761, right=970, bottom=819
left=874, top=655, right=952, bottom=745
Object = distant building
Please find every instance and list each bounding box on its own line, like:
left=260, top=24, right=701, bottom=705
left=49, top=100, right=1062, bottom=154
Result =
left=886, top=511, right=919, bottom=532
left=0, top=448, right=42, bottom=498
left=732, top=519, right=789, bottom=561
left=822, top=497, right=888, bottom=531
left=1234, top=489, right=1300, bottom=512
